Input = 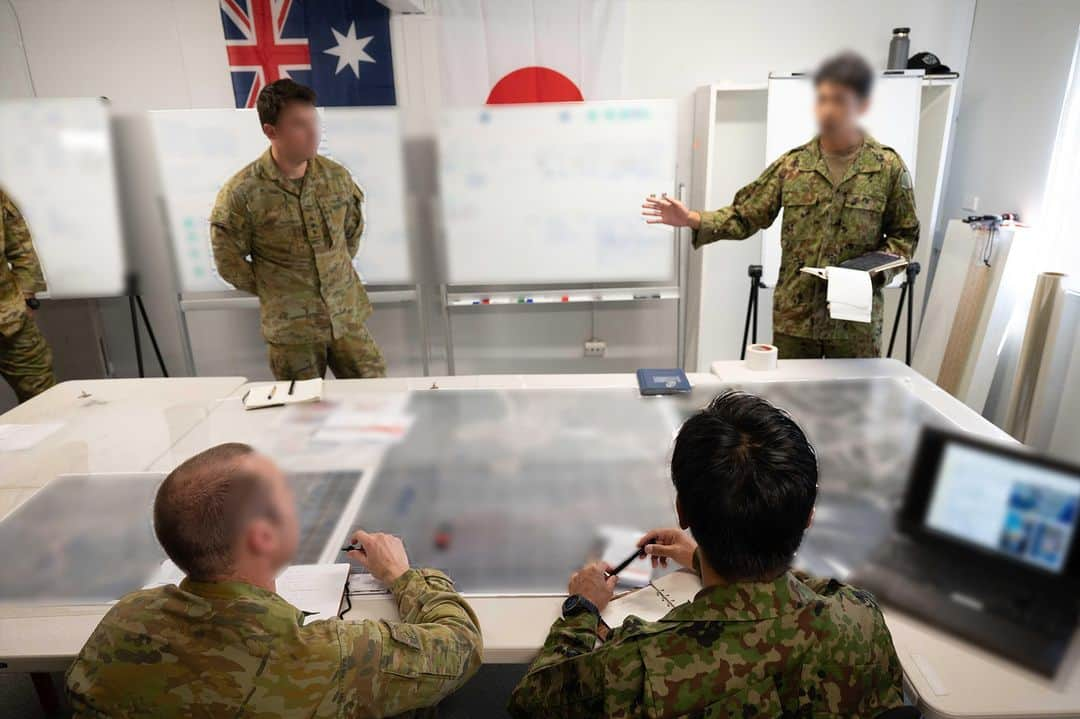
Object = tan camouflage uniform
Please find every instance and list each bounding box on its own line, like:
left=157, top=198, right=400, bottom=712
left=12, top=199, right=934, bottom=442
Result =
left=65, top=568, right=482, bottom=718
left=0, top=187, right=55, bottom=402
left=693, top=135, right=919, bottom=358
left=211, top=149, right=386, bottom=380
left=509, top=570, right=904, bottom=718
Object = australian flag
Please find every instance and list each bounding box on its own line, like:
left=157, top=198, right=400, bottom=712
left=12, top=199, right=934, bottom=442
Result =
left=219, top=0, right=396, bottom=108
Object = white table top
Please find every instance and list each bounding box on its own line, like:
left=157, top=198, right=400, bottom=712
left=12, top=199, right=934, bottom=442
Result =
left=0, top=378, right=247, bottom=520
left=0, top=362, right=1075, bottom=719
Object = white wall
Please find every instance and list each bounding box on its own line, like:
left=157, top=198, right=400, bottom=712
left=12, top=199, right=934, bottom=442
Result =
left=940, top=0, right=1080, bottom=453
left=1, top=0, right=978, bottom=392
left=622, top=0, right=976, bottom=366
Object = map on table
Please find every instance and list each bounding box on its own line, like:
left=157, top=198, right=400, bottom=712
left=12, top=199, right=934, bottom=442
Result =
left=0, top=471, right=362, bottom=604
left=349, top=378, right=948, bottom=593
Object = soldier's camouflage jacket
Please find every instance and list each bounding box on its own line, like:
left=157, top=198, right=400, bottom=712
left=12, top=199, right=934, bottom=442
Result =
left=211, top=150, right=371, bottom=345
left=693, top=135, right=919, bottom=344
left=65, top=568, right=483, bottom=718
left=0, top=187, right=47, bottom=337
left=509, top=570, right=904, bottom=718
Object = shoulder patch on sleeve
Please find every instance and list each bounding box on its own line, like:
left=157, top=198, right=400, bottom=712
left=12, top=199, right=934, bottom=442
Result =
left=899, top=169, right=913, bottom=190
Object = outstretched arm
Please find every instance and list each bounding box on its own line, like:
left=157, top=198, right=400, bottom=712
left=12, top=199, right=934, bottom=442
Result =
left=641, top=155, right=787, bottom=248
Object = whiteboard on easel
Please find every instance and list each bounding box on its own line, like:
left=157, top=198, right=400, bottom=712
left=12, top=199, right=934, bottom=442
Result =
left=761, top=73, right=922, bottom=286
left=438, top=100, right=677, bottom=285
left=0, top=98, right=126, bottom=298
left=150, top=107, right=411, bottom=294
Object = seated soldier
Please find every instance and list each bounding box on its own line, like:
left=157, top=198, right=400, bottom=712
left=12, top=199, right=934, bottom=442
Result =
left=509, top=391, right=906, bottom=718
left=65, top=443, right=482, bottom=718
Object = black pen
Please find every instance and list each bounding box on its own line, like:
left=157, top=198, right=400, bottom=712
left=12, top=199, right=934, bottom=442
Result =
left=288, top=379, right=296, bottom=395
left=606, top=540, right=653, bottom=577
left=341, top=543, right=364, bottom=553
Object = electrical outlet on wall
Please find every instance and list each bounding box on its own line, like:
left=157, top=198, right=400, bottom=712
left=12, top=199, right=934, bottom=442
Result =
left=584, top=340, right=606, bottom=358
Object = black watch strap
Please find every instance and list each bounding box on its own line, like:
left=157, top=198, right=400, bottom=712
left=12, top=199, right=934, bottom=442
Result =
left=562, top=594, right=600, bottom=619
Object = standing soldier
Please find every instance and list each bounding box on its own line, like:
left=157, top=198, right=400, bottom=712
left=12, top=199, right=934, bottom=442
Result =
left=0, top=187, right=56, bottom=402
left=211, top=79, right=386, bottom=380
left=643, top=52, right=919, bottom=359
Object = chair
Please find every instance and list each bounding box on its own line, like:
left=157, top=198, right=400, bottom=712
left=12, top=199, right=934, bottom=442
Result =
left=877, top=707, right=921, bottom=719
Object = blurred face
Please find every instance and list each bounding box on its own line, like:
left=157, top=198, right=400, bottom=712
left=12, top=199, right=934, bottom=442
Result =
left=263, top=101, right=320, bottom=161
left=813, top=80, right=868, bottom=140
left=241, top=453, right=300, bottom=572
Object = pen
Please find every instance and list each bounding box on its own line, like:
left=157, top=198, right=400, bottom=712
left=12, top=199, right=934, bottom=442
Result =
left=288, top=379, right=296, bottom=396
left=341, top=543, right=364, bottom=553
left=267, top=385, right=277, bottom=401
left=606, top=540, right=654, bottom=577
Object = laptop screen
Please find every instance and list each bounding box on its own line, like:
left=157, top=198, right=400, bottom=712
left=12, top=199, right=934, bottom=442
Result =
left=925, top=442, right=1080, bottom=573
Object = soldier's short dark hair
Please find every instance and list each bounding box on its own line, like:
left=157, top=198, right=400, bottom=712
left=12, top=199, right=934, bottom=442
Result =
left=671, top=391, right=818, bottom=580
left=154, top=443, right=279, bottom=580
left=257, top=78, right=317, bottom=126
left=814, top=51, right=875, bottom=100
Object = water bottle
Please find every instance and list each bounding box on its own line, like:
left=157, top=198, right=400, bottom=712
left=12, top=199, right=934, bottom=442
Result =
left=888, top=28, right=911, bottom=70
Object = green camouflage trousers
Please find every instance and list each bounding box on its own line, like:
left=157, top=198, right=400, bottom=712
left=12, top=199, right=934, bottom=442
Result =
left=0, top=314, right=56, bottom=402
left=772, top=331, right=880, bottom=360
left=267, top=326, right=386, bottom=381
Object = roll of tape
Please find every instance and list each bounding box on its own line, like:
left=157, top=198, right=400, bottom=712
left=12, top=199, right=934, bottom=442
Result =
left=745, top=343, right=778, bottom=371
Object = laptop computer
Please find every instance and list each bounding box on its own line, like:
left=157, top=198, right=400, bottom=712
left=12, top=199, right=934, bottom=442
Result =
left=852, top=426, right=1080, bottom=677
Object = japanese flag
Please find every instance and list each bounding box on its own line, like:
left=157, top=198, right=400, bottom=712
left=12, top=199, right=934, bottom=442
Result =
left=437, top=0, right=627, bottom=105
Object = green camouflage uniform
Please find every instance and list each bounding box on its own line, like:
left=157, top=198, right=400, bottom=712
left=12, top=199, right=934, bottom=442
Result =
left=0, top=187, right=55, bottom=402
left=693, top=136, right=919, bottom=358
left=65, top=568, right=482, bottom=718
left=509, top=570, right=904, bottom=718
left=211, top=149, right=386, bottom=380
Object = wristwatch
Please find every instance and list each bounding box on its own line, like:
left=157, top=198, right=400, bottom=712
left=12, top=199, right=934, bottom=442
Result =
left=561, top=594, right=600, bottom=619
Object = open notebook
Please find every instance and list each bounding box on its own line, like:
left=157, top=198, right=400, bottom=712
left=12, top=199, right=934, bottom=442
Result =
left=601, top=570, right=702, bottom=627
left=242, top=378, right=323, bottom=410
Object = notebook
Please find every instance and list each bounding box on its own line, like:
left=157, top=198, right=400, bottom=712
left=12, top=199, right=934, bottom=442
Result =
left=243, top=378, right=323, bottom=410
left=800, top=251, right=908, bottom=279
left=601, top=570, right=702, bottom=627
left=636, top=368, right=691, bottom=396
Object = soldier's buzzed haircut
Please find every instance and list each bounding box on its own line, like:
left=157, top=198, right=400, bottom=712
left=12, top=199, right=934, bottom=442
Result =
left=257, top=78, right=317, bottom=126
left=814, top=51, right=875, bottom=100
left=153, top=443, right=279, bottom=580
left=672, top=391, right=818, bottom=580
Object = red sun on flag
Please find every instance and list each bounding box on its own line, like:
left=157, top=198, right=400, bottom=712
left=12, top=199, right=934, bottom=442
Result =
left=485, top=66, right=584, bottom=104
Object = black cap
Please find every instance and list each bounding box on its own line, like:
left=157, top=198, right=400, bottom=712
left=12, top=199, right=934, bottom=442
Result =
left=907, top=51, right=952, bottom=75
left=893, top=27, right=910, bottom=34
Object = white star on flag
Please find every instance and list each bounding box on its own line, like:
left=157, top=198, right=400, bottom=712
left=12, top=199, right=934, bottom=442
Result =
left=323, top=22, right=376, bottom=78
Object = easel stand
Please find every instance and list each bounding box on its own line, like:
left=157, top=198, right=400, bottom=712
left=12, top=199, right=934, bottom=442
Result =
left=125, top=273, right=169, bottom=378
left=738, top=262, right=922, bottom=365
left=740, top=265, right=765, bottom=360
left=886, top=262, right=922, bottom=366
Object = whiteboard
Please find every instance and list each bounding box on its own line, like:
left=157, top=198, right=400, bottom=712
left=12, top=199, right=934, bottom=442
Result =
left=151, top=107, right=411, bottom=294
left=438, top=100, right=676, bottom=285
left=0, top=98, right=126, bottom=297
left=761, top=74, right=922, bottom=286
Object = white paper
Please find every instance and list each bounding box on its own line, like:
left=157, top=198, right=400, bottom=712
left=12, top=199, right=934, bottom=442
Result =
left=601, top=571, right=702, bottom=626
left=598, top=525, right=653, bottom=588
left=144, top=560, right=349, bottom=622
left=826, top=267, right=873, bottom=323
left=0, top=423, right=63, bottom=451
left=312, top=409, right=415, bottom=445
left=348, top=573, right=392, bottom=596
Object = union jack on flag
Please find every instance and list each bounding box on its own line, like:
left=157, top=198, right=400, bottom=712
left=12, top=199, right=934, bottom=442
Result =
left=219, top=0, right=396, bottom=108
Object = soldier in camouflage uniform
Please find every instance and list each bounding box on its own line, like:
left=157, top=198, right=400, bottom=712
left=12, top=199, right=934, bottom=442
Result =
left=212, top=79, right=386, bottom=380
left=644, top=53, right=919, bottom=358
left=66, top=443, right=482, bottom=718
left=509, top=391, right=906, bottom=718
left=0, top=186, right=56, bottom=402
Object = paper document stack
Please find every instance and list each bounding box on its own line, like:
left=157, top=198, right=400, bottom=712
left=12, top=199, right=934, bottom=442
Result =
left=823, top=267, right=873, bottom=323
